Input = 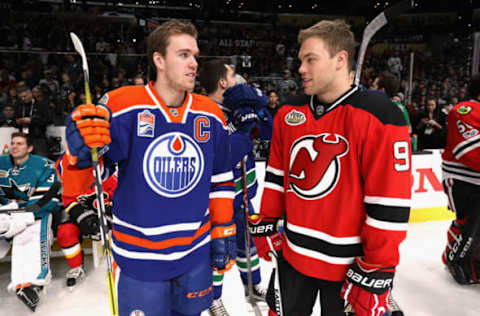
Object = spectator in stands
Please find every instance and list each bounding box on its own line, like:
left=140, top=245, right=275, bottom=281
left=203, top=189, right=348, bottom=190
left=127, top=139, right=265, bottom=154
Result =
left=16, top=86, right=51, bottom=156
left=278, top=69, right=297, bottom=102
left=39, top=69, right=59, bottom=96
left=60, top=72, right=74, bottom=101
left=133, top=74, right=145, bottom=86
left=267, top=90, right=280, bottom=118
left=416, top=97, right=446, bottom=149
left=0, top=105, right=19, bottom=128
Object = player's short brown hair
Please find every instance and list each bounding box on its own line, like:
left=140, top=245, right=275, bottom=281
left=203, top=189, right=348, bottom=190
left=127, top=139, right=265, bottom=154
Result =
left=199, top=59, right=229, bottom=95
left=146, top=19, right=198, bottom=70
left=298, top=19, right=355, bottom=70
left=11, top=132, right=33, bottom=147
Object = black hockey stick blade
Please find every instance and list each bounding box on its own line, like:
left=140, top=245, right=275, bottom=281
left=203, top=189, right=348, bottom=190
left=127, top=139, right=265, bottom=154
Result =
left=0, top=181, right=62, bottom=214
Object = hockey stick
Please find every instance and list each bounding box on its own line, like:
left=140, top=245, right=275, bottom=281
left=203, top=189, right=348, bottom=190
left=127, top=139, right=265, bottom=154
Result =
left=70, top=32, right=118, bottom=316
left=268, top=250, right=284, bottom=316
left=241, top=157, right=262, bottom=316
left=0, top=181, right=62, bottom=214
left=353, top=0, right=414, bottom=86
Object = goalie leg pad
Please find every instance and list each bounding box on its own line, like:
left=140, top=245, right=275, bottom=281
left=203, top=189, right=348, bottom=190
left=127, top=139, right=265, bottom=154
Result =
left=10, top=214, right=52, bottom=289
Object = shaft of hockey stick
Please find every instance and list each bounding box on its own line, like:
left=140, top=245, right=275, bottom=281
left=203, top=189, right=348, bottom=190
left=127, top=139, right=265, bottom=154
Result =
left=268, top=250, right=284, bottom=316
left=70, top=32, right=118, bottom=316
left=354, top=0, right=413, bottom=86
left=0, top=181, right=62, bottom=214
left=240, top=157, right=262, bottom=316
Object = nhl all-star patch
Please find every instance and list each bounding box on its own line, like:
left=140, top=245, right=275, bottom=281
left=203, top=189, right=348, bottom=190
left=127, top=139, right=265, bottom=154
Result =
left=285, top=110, right=306, bottom=126
left=137, top=110, right=155, bottom=137
left=457, top=105, right=472, bottom=115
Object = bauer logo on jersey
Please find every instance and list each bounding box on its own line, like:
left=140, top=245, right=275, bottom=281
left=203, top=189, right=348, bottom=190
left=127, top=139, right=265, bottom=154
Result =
left=137, top=110, right=155, bottom=137
left=143, top=132, right=204, bottom=198
left=289, top=133, right=349, bottom=200
left=285, top=110, right=306, bottom=126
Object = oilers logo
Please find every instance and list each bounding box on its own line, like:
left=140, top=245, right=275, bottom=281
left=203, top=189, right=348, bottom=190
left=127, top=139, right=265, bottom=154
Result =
left=143, top=132, right=204, bottom=198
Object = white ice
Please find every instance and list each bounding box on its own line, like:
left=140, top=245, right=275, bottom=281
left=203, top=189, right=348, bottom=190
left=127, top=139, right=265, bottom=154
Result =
left=1, top=220, right=480, bottom=315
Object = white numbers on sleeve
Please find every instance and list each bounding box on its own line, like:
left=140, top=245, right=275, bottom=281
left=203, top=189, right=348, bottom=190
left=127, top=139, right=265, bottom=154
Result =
left=393, top=141, right=409, bottom=172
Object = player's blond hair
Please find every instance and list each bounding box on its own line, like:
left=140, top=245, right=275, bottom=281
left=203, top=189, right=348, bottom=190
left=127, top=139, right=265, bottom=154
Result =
left=146, top=19, right=198, bottom=68
left=298, top=19, right=355, bottom=70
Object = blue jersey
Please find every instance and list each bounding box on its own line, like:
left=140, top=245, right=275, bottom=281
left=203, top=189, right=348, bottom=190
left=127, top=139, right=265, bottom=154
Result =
left=0, top=154, right=60, bottom=218
left=96, top=82, right=234, bottom=281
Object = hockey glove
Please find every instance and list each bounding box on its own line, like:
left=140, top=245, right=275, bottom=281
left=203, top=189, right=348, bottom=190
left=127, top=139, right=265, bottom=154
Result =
left=65, top=104, right=111, bottom=168
left=231, top=107, right=259, bottom=134
left=442, top=218, right=480, bottom=284
left=341, top=257, right=394, bottom=316
left=223, top=84, right=268, bottom=111
left=211, top=220, right=237, bottom=273
left=68, top=203, right=100, bottom=239
left=248, top=215, right=282, bottom=261
left=0, top=212, right=35, bottom=239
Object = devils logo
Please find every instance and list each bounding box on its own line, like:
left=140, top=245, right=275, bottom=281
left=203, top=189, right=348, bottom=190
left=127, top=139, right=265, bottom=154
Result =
left=289, top=133, right=349, bottom=200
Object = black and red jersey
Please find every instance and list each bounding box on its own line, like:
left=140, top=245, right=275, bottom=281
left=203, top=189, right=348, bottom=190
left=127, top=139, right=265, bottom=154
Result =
left=442, top=100, right=480, bottom=184
left=261, top=87, right=412, bottom=281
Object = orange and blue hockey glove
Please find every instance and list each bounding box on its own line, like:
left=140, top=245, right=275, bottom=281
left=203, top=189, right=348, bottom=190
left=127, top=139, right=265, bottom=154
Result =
left=211, top=220, right=237, bottom=273
left=341, top=257, right=394, bottom=316
left=65, top=104, right=111, bottom=168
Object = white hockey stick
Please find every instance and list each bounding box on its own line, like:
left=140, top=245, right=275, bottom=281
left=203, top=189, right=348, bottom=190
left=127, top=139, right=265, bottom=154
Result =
left=241, top=157, right=262, bottom=316
left=70, top=32, right=118, bottom=316
left=354, top=0, right=414, bottom=86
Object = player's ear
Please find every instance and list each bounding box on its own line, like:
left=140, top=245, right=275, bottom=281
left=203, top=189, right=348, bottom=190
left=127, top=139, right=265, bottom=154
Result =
left=153, top=51, right=165, bottom=72
left=219, top=77, right=227, bottom=90
left=27, top=145, right=34, bottom=153
left=336, top=50, right=348, bottom=71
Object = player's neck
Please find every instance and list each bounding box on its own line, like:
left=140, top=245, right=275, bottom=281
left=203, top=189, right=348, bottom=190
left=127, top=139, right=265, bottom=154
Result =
left=316, top=76, right=352, bottom=104
left=208, top=89, right=224, bottom=105
left=13, top=154, right=29, bottom=166
left=153, top=80, right=186, bottom=107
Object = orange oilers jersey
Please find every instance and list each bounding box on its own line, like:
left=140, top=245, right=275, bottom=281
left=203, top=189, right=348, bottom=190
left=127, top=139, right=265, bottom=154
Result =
left=261, top=88, right=412, bottom=281
left=442, top=100, right=480, bottom=184
left=69, top=82, right=235, bottom=281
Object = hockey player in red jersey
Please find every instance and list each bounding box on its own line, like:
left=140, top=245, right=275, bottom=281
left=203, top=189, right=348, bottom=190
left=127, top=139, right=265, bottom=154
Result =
left=63, top=20, right=236, bottom=316
left=248, top=19, right=411, bottom=316
left=55, top=153, right=117, bottom=289
left=441, top=74, right=480, bottom=284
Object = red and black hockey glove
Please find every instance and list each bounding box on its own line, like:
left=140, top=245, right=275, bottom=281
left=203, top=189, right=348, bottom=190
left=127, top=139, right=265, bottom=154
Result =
left=248, top=214, right=282, bottom=261
left=341, top=257, right=394, bottom=316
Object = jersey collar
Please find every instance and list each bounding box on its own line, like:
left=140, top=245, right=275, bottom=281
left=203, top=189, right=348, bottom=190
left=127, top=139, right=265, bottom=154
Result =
left=309, top=86, right=358, bottom=120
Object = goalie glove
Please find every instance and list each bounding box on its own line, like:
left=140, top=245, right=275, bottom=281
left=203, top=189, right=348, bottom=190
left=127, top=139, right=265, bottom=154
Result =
left=65, top=104, right=111, bottom=168
left=211, top=220, right=237, bottom=273
left=248, top=214, right=282, bottom=261
left=341, top=257, right=394, bottom=316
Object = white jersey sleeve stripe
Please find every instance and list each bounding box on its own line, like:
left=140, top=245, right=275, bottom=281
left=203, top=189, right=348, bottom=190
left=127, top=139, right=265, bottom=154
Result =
left=264, top=182, right=284, bottom=193
left=209, top=191, right=235, bottom=199
left=266, top=165, right=284, bottom=176
left=365, top=216, right=409, bottom=231
left=113, top=215, right=201, bottom=236
left=211, top=171, right=234, bottom=183
left=364, top=195, right=411, bottom=207
left=287, top=222, right=361, bottom=244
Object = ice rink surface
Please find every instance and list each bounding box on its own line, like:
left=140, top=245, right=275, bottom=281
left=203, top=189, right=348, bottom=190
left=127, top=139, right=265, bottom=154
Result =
left=1, top=220, right=480, bottom=316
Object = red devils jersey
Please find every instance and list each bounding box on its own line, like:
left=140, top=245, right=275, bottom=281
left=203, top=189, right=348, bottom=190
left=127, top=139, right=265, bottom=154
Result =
left=261, top=87, right=412, bottom=281
left=442, top=100, right=480, bottom=184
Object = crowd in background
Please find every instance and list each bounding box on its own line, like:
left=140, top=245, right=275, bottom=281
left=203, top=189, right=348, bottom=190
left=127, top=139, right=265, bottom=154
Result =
left=0, top=11, right=477, bottom=156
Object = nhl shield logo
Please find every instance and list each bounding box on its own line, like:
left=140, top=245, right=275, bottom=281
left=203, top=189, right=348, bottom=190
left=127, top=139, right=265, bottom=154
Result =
left=285, top=110, right=306, bottom=126
left=143, top=132, right=204, bottom=197
left=138, top=110, right=155, bottom=137
left=289, top=133, right=349, bottom=200
left=129, top=310, right=145, bottom=316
